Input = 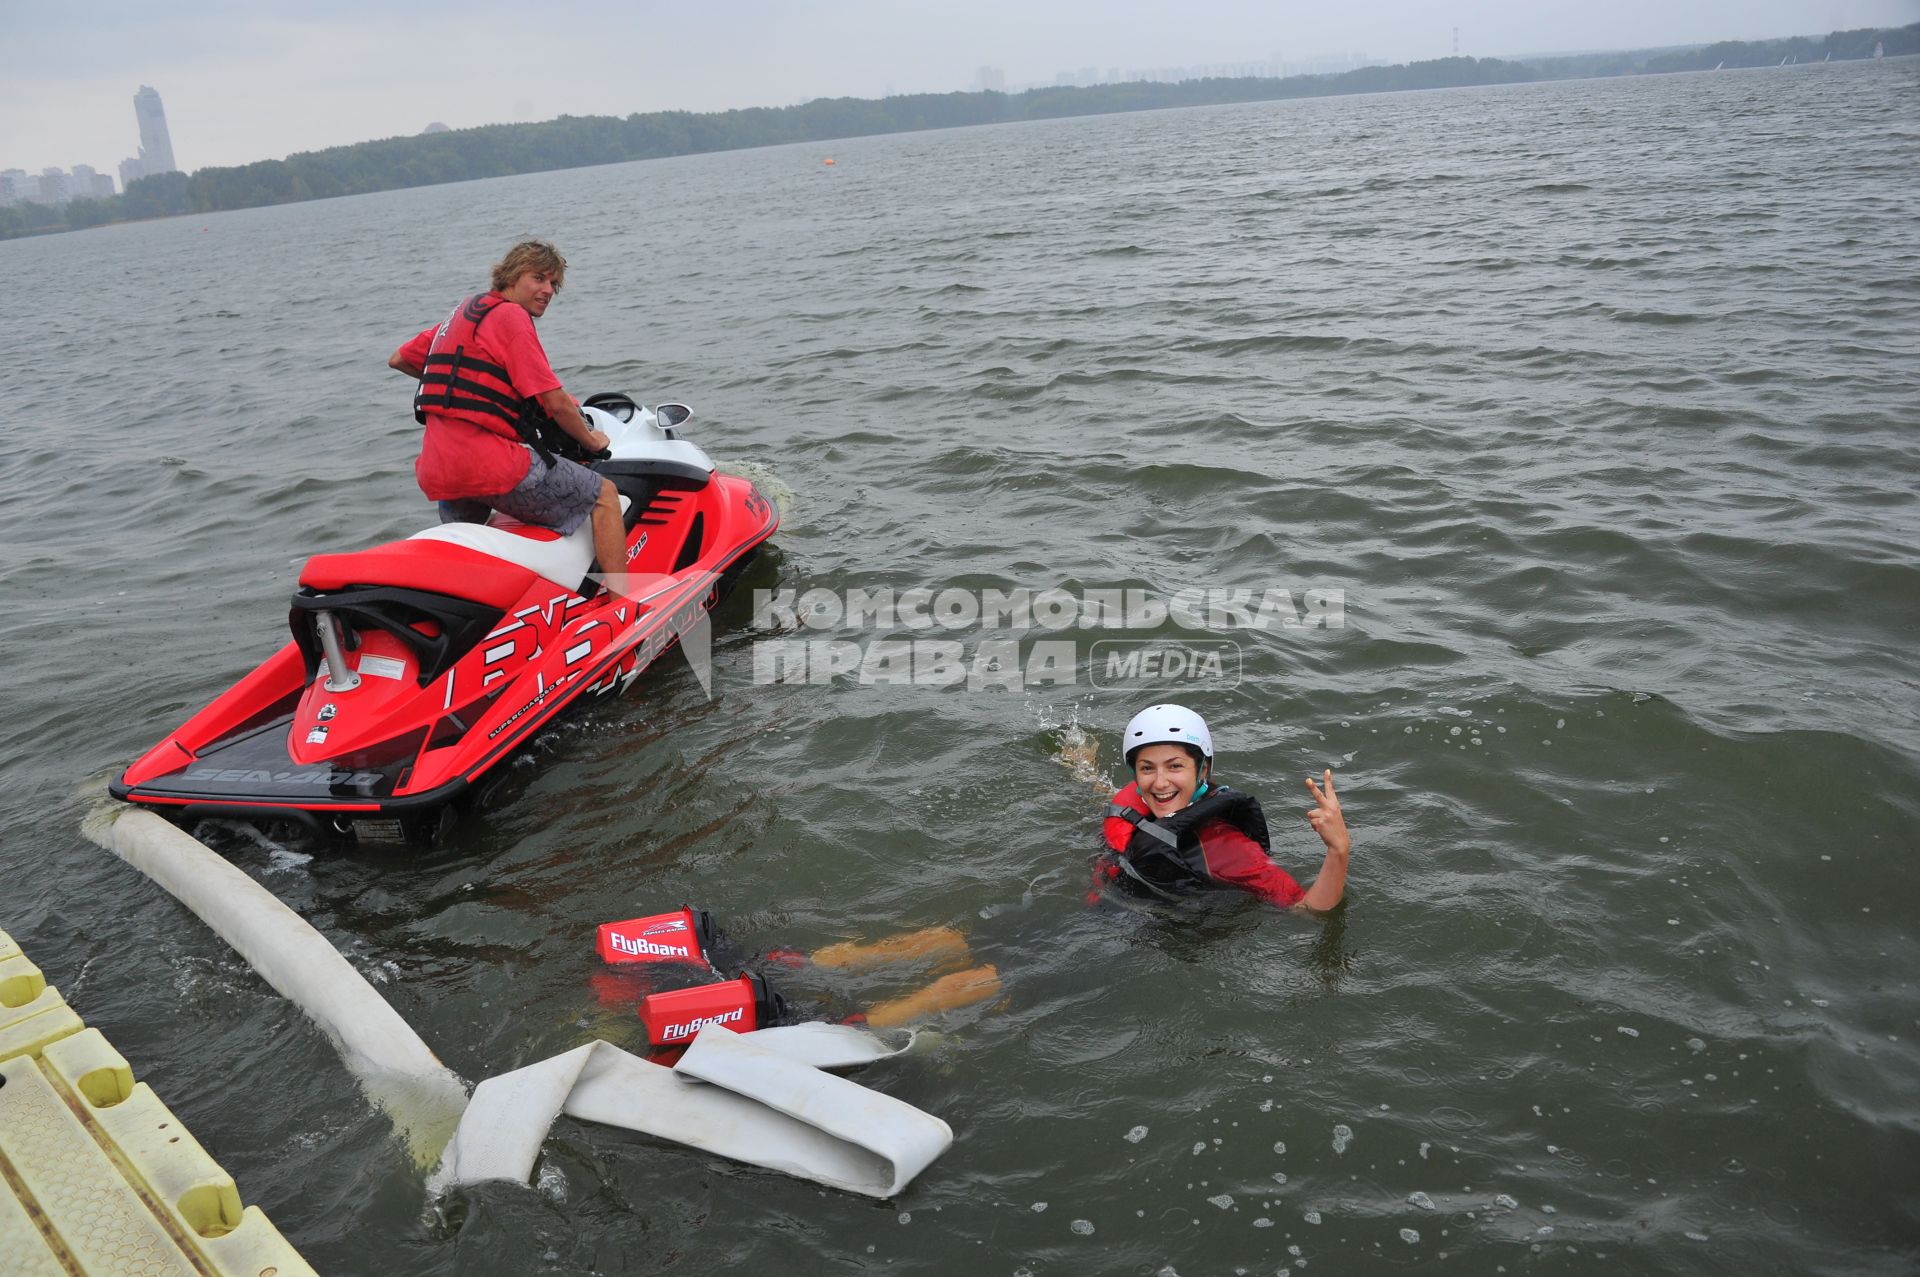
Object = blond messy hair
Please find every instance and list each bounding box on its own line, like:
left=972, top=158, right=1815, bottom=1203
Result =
left=490, top=239, right=567, bottom=293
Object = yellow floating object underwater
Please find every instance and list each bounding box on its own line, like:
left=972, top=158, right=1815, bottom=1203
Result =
left=811, top=924, right=972, bottom=973
left=865, top=964, right=1002, bottom=1029
left=0, top=926, right=317, bottom=1276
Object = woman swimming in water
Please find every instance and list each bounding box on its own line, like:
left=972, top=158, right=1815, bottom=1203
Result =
left=1094, top=703, right=1351, bottom=911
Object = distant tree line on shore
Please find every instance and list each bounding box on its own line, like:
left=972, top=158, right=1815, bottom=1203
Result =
left=4, top=23, right=1913, bottom=241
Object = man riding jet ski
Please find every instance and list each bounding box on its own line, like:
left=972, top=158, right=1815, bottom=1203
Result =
left=386, top=239, right=637, bottom=599
left=112, top=393, right=768, bottom=841
left=111, top=394, right=777, bottom=843
left=117, top=239, right=777, bottom=841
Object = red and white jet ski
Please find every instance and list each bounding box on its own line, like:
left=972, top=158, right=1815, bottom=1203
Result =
left=111, top=395, right=777, bottom=842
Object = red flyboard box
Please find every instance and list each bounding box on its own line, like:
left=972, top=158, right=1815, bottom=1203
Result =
left=596, top=905, right=717, bottom=966
left=639, top=974, right=784, bottom=1046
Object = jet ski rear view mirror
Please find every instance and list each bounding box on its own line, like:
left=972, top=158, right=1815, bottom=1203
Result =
left=654, top=402, right=692, bottom=437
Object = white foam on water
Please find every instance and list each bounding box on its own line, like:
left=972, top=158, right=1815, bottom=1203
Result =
left=1125, top=1125, right=1149, bottom=1143
left=1208, top=1194, right=1235, bottom=1210
left=1408, top=1191, right=1435, bottom=1210
left=1400, top=1228, right=1420, bottom=1244
left=1332, top=1123, right=1353, bottom=1153
left=1069, top=1219, right=1095, bottom=1235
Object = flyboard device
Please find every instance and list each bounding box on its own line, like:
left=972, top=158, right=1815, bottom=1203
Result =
left=639, top=974, right=786, bottom=1046
left=88, top=812, right=952, bottom=1200
left=595, top=904, right=792, bottom=1046
left=597, top=906, right=719, bottom=966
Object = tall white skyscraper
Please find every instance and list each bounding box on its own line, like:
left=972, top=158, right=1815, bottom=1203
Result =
left=121, top=85, right=179, bottom=184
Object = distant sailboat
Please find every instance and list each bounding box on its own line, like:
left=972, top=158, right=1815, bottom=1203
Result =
left=1823, top=51, right=1831, bottom=63
left=1714, top=60, right=1724, bottom=70
left=1779, top=55, right=1788, bottom=66
left=1873, top=40, right=1884, bottom=58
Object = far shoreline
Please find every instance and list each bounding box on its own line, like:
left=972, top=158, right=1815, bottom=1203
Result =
left=4, top=25, right=1912, bottom=244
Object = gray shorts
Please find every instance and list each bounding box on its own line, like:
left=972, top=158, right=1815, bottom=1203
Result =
left=440, top=447, right=603, bottom=535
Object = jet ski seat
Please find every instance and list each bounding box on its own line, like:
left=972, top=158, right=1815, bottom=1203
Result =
left=297, top=542, right=536, bottom=609
left=406, top=496, right=631, bottom=592
left=298, top=499, right=632, bottom=606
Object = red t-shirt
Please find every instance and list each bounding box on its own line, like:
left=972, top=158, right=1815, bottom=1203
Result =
left=399, top=295, right=564, bottom=500
left=1193, top=821, right=1305, bottom=908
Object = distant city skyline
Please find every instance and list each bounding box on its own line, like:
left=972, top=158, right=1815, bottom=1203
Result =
left=3, top=0, right=1915, bottom=172
left=0, top=164, right=116, bottom=209
left=2, top=83, right=180, bottom=209
left=1, top=82, right=182, bottom=209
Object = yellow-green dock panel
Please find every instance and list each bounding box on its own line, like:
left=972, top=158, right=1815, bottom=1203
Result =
left=0, top=926, right=317, bottom=1276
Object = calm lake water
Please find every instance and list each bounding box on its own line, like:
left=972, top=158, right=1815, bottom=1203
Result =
left=2, top=57, right=1917, bottom=1276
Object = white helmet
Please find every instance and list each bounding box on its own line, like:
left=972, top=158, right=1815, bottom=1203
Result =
left=1122, top=703, right=1214, bottom=766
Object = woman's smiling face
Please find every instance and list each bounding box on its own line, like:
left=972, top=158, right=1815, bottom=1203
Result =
left=1132, top=743, right=1205, bottom=817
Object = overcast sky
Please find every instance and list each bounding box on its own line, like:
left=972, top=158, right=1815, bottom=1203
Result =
left=5, top=0, right=1915, bottom=174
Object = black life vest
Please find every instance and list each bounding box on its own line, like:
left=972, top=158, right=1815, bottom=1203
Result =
left=1100, top=783, right=1273, bottom=897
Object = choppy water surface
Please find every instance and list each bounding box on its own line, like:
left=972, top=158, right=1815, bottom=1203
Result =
left=4, top=60, right=1919, bottom=1275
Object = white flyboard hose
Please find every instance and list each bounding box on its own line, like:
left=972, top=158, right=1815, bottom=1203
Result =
left=432, top=1024, right=947, bottom=1199
left=83, top=807, right=471, bottom=1165
left=84, top=805, right=954, bottom=1197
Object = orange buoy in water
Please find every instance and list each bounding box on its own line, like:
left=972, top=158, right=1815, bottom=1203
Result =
left=823, top=157, right=835, bottom=166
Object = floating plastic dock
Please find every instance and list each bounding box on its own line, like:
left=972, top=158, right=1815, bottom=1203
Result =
left=0, top=925, right=316, bottom=1277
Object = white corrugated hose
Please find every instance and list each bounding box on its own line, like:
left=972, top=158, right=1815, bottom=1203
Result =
left=83, top=804, right=950, bottom=1197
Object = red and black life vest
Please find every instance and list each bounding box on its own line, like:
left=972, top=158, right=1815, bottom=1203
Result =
left=1100, top=782, right=1272, bottom=897
left=413, top=294, right=526, bottom=440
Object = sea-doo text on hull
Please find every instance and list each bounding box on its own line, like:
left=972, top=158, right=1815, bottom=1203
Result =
left=112, top=397, right=776, bottom=841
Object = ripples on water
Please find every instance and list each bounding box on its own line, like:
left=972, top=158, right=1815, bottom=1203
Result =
left=3, top=59, right=1918, bottom=1275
